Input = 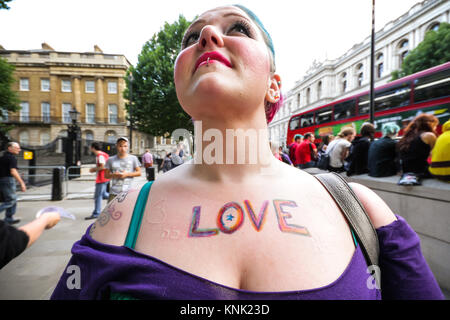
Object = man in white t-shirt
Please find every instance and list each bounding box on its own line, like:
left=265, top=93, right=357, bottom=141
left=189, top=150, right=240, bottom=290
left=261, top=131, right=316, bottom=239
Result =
left=105, top=137, right=141, bottom=202
left=326, top=127, right=355, bottom=172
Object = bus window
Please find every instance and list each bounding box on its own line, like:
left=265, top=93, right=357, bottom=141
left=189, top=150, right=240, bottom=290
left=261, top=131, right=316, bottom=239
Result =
left=289, top=116, right=301, bottom=131
left=358, top=95, right=370, bottom=115
left=334, top=100, right=356, bottom=119
left=301, top=113, right=314, bottom=128
left=375, top=82, right=410, bottom=112
left=414, top=69, right=450, bottom=103
left=315, top=107, right=332, bottom=125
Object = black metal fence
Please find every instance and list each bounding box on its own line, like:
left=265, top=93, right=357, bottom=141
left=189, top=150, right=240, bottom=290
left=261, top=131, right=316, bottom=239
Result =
left=0, top=136, right=117, bottom=187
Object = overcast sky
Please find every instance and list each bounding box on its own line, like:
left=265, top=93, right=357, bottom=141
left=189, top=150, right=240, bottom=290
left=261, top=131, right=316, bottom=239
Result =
left=0, top=0, right=422, bottom=92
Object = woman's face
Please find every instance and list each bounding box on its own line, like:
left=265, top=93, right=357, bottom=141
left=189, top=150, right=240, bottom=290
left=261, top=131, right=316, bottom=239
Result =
left=174, top=6, right=276, bottom=120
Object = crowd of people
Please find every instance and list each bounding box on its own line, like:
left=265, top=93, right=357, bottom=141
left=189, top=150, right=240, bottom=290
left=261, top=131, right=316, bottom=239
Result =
left=277, top=114, right=449, bottom=184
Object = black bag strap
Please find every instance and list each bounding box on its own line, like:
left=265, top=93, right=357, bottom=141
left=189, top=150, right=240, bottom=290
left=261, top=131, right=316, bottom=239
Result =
left=314, top=172, right=380, bottom=267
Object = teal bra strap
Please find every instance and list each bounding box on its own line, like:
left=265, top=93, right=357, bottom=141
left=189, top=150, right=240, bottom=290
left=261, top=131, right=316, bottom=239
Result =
left=351, top=229, right=358, bottom=248
left=124, top=181, right=154, bottom=249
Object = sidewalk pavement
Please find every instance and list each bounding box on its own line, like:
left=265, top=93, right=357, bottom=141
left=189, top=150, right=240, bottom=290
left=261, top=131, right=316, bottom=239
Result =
left=0, top=168, right=155, bottom=300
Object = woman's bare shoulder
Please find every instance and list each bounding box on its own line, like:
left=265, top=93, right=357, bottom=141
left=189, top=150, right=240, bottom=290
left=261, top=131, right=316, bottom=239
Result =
left=421, top=132, right=437, bottom=146
left=89, top=187, right=143, bottom=246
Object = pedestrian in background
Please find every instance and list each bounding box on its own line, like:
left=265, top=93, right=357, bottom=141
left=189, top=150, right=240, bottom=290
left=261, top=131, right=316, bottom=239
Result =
left=1, top=210, right=60, bottom=270
left=288, top=134, right=303, bottom=165
left=398, top=114, right=438, bottom=180
left=142, top=149, right=154, bottom=181
left=429, top=119, right=450, bottom=182
left=0, top=142, right=26, bottom=225
left=105, top=137, right=141, bottom=203
left=170, top=145, right=184, bottom=169
left=269, top=141, right=282, bottom=162
left=279, top=146, right=293, bottom=166
left=160, top=152, right=173, bottom=173
left=296, top=132, right=318, bottom=169
left=326, top=127, right=356, bottom=173
left=85, top=142, right=110, bottom=220
left=318, top=134, right=334, bottom=154
left=346, top=123, right=375, bottom=176
left=368, top=123, right=400, bottom=177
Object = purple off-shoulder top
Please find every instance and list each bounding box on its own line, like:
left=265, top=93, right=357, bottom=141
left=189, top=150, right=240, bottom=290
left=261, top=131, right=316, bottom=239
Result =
left=50, top=215, right=444, bottom=300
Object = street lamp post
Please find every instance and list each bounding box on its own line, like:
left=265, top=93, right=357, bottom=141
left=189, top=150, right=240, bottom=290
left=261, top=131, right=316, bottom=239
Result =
left=369, top=0, right=376, bottom=124
left=128, top=73, right=134, bottom=154
left=66, top=108, right=81, bottom=178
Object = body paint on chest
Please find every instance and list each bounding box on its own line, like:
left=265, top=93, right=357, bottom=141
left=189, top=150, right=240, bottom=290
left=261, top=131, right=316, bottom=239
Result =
left=188, top=200, right=310, bottom=238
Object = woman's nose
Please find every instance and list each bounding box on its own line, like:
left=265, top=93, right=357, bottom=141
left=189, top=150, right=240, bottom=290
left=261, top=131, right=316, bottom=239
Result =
left=198, top=25, right=224, bottom=49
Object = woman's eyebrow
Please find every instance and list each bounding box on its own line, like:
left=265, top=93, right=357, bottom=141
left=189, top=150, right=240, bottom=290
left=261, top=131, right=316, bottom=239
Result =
left=188, top=12, right=252, bottom=31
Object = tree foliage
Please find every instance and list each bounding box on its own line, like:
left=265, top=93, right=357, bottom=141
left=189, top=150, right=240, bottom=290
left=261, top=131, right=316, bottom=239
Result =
left=124, top=15, right=193, bottom=137
left=0, top=57, right=20, bottom=136
left=391, top=22, right=450, bottom=81
left=0, top=0, right=13, bottom=10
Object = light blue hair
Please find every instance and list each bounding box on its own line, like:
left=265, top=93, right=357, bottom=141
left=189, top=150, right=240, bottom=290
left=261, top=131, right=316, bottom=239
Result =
left=382, top=123, right=400, bottom=137
left=233, top=4, right=276, bottom=71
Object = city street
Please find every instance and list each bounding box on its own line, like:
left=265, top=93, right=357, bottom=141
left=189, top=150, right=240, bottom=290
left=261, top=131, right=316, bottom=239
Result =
left=0, top=169, right=152, bottom=299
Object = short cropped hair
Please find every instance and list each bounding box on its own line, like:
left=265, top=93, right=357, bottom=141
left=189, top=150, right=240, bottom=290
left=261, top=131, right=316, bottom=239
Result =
left=90, top=142, right=101, bottom=151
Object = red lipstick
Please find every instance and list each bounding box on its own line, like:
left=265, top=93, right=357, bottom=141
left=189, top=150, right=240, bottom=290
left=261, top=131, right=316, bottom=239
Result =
left=194, top=51, right=232, bottom=72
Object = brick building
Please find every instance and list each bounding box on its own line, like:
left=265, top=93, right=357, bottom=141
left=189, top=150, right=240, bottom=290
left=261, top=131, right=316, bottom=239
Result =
left=0, top=43, right=154, bottom=155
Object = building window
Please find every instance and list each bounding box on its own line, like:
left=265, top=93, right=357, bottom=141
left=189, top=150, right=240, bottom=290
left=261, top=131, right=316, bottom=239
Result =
left=341, top=72, right=347, bottom=93
left=20, top=102, right=29, bottom=122
left=40, top=132, right=50, bottom=145
left=62, top=103, right=71, bottom=123
left=1, top=109, right=8, bottom=121
left=306, top=88, right=311, bottom=105
left=108, top=104, right=118, bottom=124
left=428, top=22, right=440, bottom=32
left=62, top=80, right=72, bottom=92
left=85, top=131, right=94, bottom=142
left=376, top=53, right=384, bottom=79
left=41, top=102, right=51, bottom=123
left=105, top=131, right=117, bottom=144
left=19, top=131, right=29, bottom=145
left=108, top=81, right=117, bottom=94
left=398, top=40, right=409, bottom=66
left=317, top=81, right=322, bottom=99
left=297, top=94, right=300, bottom=108
left=86, top=104, right=95, bottom=123
left=41, top=79, right=50, bottom=91
left=85, top=80, right=95, bottom=93
left=356, top=63, right=364, bottom=87
left=20, top=78, right=29, bottom=91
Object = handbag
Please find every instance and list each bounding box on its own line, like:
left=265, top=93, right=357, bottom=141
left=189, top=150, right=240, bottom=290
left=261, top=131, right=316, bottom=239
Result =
left=317, top=141, right=338, bottom=170
left=314, top=172, right=380, bottom=271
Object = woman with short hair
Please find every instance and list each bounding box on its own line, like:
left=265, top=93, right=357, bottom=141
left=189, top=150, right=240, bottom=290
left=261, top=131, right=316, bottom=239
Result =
left=51, top=5, right=443, bottom=300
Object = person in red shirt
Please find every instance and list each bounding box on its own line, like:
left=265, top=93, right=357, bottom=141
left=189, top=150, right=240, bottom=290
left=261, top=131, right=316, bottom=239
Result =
left=288, top=134, right=303, bottom=165
left=295, top=132, right=318, bottom=169
left=85, top=142, right=110, bottom=220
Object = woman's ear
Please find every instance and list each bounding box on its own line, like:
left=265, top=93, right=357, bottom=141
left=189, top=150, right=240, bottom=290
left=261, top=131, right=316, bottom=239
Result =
left=266, top=74, right=281, bottom=104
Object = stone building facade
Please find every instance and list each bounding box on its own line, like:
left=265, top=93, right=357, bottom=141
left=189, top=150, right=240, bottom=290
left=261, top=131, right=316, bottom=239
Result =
left=0, top=43, right=154, bottom=155
left=269, top=0, right=450, bottom=148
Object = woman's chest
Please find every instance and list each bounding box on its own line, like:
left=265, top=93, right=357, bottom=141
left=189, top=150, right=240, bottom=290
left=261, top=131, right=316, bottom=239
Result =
left=133, top=184, right=356, bottom=291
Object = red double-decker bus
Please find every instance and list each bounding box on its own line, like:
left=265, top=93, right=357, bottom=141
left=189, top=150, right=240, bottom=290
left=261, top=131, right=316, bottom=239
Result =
left=287, top=62, right=450, bottom=145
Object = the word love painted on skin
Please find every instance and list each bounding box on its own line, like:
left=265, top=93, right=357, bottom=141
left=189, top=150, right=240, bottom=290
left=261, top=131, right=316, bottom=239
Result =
left=188, top=200, right=310, bottom=237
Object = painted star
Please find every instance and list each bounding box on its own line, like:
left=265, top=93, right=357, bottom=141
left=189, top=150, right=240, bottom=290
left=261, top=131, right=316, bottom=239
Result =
left=226, top=214, right=234, bottom=222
